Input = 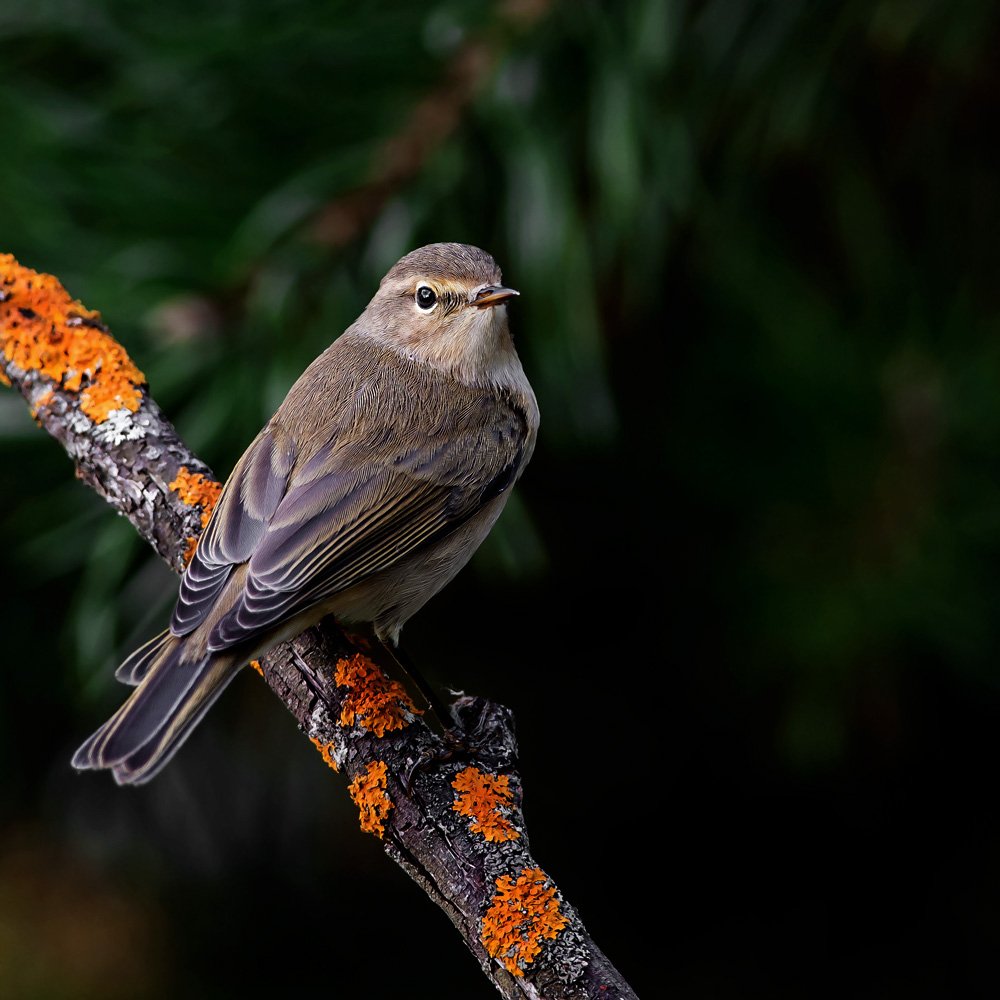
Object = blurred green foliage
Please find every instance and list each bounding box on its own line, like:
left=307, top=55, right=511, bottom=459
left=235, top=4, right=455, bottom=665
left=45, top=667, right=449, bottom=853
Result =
left=3, top=0, right=1000, bottom=996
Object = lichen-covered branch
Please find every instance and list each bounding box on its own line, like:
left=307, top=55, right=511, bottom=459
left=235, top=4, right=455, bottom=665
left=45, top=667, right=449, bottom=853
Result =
left=0, top=253, right=637, bottom=1000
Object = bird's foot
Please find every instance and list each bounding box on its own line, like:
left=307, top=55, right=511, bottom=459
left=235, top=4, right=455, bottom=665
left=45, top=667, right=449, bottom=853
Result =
left=402, top=694, right=518, bottom=795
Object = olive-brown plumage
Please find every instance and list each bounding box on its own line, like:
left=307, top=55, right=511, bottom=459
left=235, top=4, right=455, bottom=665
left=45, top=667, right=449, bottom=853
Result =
left=72, top=243, right=538, bottom=784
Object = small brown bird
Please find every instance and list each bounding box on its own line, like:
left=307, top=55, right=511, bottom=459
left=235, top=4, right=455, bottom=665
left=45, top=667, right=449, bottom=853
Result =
left=72, top=243, right=538, bottom=785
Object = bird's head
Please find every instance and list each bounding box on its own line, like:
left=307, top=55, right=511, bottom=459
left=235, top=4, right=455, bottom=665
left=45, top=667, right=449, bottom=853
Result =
left=364, top=243, right=521, bottom=386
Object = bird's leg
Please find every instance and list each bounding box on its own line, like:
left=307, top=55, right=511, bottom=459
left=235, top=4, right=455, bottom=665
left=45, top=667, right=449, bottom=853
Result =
left=374, top=637, right=456, bottom=734
left=401, top=691, right=519, bottom=797
left=368, top=638, right=500, bottom=792
left=354, top=632, right=515, bottom=791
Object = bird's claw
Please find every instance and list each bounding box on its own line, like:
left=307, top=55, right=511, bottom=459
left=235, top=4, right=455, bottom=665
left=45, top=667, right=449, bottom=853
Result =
left=401, top=697, right=518, bottom=796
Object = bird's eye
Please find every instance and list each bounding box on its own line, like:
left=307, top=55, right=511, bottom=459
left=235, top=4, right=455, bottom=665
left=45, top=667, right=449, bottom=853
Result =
left=415, top=285, right=438, bottom=310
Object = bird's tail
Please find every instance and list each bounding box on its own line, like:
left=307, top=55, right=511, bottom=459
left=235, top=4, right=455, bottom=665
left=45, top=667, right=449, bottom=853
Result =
left=72, top=634, right=241, bottom=785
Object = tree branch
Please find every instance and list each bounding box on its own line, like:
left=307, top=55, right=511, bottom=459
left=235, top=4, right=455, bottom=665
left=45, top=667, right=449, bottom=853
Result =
left=0, top=254, right=637, bottom=999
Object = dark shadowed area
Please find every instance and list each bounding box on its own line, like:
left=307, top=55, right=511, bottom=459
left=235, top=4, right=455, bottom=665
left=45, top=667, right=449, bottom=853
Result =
left=2, top=1, right=1000, bottom=996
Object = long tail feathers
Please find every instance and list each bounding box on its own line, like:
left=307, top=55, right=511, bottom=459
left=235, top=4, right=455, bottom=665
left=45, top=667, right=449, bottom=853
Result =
left=72, top=637, right=241, bottom=785
left=114, top=628, right=172, bottom=685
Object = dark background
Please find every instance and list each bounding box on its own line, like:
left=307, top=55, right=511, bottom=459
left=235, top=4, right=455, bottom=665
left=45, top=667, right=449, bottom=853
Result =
left=2, top=1, right=1000, bottom=996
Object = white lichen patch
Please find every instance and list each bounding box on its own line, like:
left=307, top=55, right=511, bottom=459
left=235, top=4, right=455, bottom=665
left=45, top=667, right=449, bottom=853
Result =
left=92, top=407, right=147, bottom=445
left=68, top=409, right=93, bottom=435
left=308, top=704, right=348, bottom=770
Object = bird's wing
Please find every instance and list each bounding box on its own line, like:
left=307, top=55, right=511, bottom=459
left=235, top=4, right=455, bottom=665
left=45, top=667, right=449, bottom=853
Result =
left=170, top=422, right=297, bottom=636
left=170, top=361, right=529, bottom=654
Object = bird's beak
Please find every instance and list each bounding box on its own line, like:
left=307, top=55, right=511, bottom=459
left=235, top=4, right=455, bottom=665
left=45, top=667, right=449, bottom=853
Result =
left=471, top=284, right=519, bottom=308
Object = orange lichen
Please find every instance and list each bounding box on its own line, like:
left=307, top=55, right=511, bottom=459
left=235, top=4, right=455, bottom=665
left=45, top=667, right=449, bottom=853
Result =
left=169, top=466, right=222, bottom=516
left=169, top=467, right=222, bottom=564
left=0, top=253, right=145, bottom=422
left=481, top=867, right=569, bottom=977
left=30, top=389, right=54, bottom=417
left=309, top=736, right=340, bottom=772
left=452, top=767, right=521, bottom=843
left=335, top=653, right=422, bottom=737
left=248, top=659, right=263, bottom=677
left=347, top=760, right=392, bottom=837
